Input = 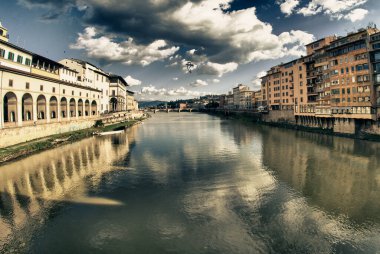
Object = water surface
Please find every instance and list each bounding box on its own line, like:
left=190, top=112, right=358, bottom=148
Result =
left=0, top=113, right=380, bottom=253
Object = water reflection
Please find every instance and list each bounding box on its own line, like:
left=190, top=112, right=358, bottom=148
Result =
left=1, top=113, right=380, bottom=253
left=0, top=126, right=138, bottom=252
left=260, top=126, right=380, bottom=223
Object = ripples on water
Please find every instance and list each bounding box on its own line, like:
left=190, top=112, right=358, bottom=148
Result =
left=0, top=113, right=380, bottom=253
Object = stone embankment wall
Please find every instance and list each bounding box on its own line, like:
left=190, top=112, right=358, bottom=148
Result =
left=261, top=110, right=295, bottom=123
left=204, top=109, right=380, bottom=139
left=0, top=119, right=97, bottom=148
left=0, top=111, right=145, bottom=148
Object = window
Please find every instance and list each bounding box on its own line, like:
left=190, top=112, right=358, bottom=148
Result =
left=17, top=55, right=23, bottom=64
left=0, top=48, right=5, bottom=58
left=341, top=68, right=344, bottom=74
left=9, top=79, right=13, bottom=87
left=299, top=74, right=303, bottom=78
left=376, top=74, right=380, bottom=83
left=374, top=52, right=380, bottom=61
left=52, top=87, right=56, bottom=93
left=63, top=89, right=65, bottom=94
left=25, top=58, right=31, bottom=66
left=374, top=63, right=380, bottom=73
left=72, top=91, right=74, bottom=96
left=40, top=85, right=43, bottom=91
left=373, top=43, right=380, bottom=50
left=299, top=66, right=302, bottom=71
left=26, top=82, right=30, bottom=89
left=8, top=52, right=14, bottom=61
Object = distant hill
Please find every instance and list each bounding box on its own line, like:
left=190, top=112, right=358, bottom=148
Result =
left=138, top=100, right=166, bottom=108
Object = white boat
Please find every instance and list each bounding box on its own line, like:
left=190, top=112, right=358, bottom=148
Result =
left=97, top=130, right=124, bottom=136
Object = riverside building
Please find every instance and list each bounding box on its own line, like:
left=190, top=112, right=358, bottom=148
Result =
left=0, top=22, right=102, bottom=129
left=0, top=21, right=139, bottom=133
left=261, top=25, right=380, bottom=132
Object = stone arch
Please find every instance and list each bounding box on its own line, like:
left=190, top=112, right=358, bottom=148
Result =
left=78, top=99, right=83, bottom=117
left=49, top=96, right=58, bottom=119
left=110, top=97, right=117, bottom=112
left=85, top=100, right=90, bottom=116
left=37, top=94, right=47, bottom=120
left=69, top=98, right=76, bottom=117
left=60, top=97, right=68, bottom=118
left=3, top=92, right=18, bottom=123
left=22, top=93, right=33, bottom=121
left=91, top=101, right=97, bottom=116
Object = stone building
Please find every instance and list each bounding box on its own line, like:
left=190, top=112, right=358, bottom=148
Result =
left=127, top=90, right=138, bottom=111
left=261, top=26, right=380, bottom=133
left=0, top=22, right=101, bottom=129
left=59, top=58, right=110, bottom=114
left=109, top=75, right=128, bottom=112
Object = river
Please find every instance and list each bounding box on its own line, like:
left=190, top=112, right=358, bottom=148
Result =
left=0, top=112, right=380, bottom=253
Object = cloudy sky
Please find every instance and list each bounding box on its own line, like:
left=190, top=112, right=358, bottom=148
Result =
left=1, top=0, right=380, bottom=101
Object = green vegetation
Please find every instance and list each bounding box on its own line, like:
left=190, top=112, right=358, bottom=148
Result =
left=0, top=119, right=141, bottom=165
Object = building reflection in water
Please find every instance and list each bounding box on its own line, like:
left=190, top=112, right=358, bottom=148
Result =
left=0, top=126, right=138, bottom=250
left=260, top=126, right=380, bottom=223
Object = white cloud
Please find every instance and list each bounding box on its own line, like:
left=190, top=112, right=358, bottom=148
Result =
left=212, top=79, right=220, bottom=83
left=24, top=0, right=316, bottom=71
left=195, top=62, right=239, bottom=77
left=344, top=8, right=368, bottom=22
left=172, top=77, right=179, bottom=81
left=251, top=70, right=267, bottom=90
left=187, top=49, right=197, bottom=55
left=141, top=85, right=205, bottom=97
left=70, top=27, right=179, bottom=66
left=190, top=79, right=208, bottom=87
left=297, top=0, right=368, bottom=21
left=170, top=0, right=314, bottom=64
left=125, top=75, right=142, bottom=86
left=280, top=0, right=300, bottom=16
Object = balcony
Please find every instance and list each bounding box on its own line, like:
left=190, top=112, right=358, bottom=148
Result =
left=316, top=87, right=324, bottom=93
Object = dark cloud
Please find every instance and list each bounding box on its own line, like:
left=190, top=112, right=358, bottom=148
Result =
left=17, top=0, right=314, bottom=71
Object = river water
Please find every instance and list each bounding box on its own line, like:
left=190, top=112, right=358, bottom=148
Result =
left=0, top=113, right=380, bottom=253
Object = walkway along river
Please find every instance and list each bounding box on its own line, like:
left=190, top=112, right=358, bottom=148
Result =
left=0, top=112, right=380, bottom=253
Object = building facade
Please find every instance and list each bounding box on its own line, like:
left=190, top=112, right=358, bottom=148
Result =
left=0, top=23, right=101, bottom=129
left=0, top=21, right=139, bottom=132
left=59, top=58, right=110, bottom=114
left=260, top=26, right=380, bottom=131
left=109, top=75, right=128, bottom=112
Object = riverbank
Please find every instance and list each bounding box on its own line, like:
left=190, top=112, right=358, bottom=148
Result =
left=206, top=110, right=380, bottom=142
left=0, top=119, right=144, bottom=165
